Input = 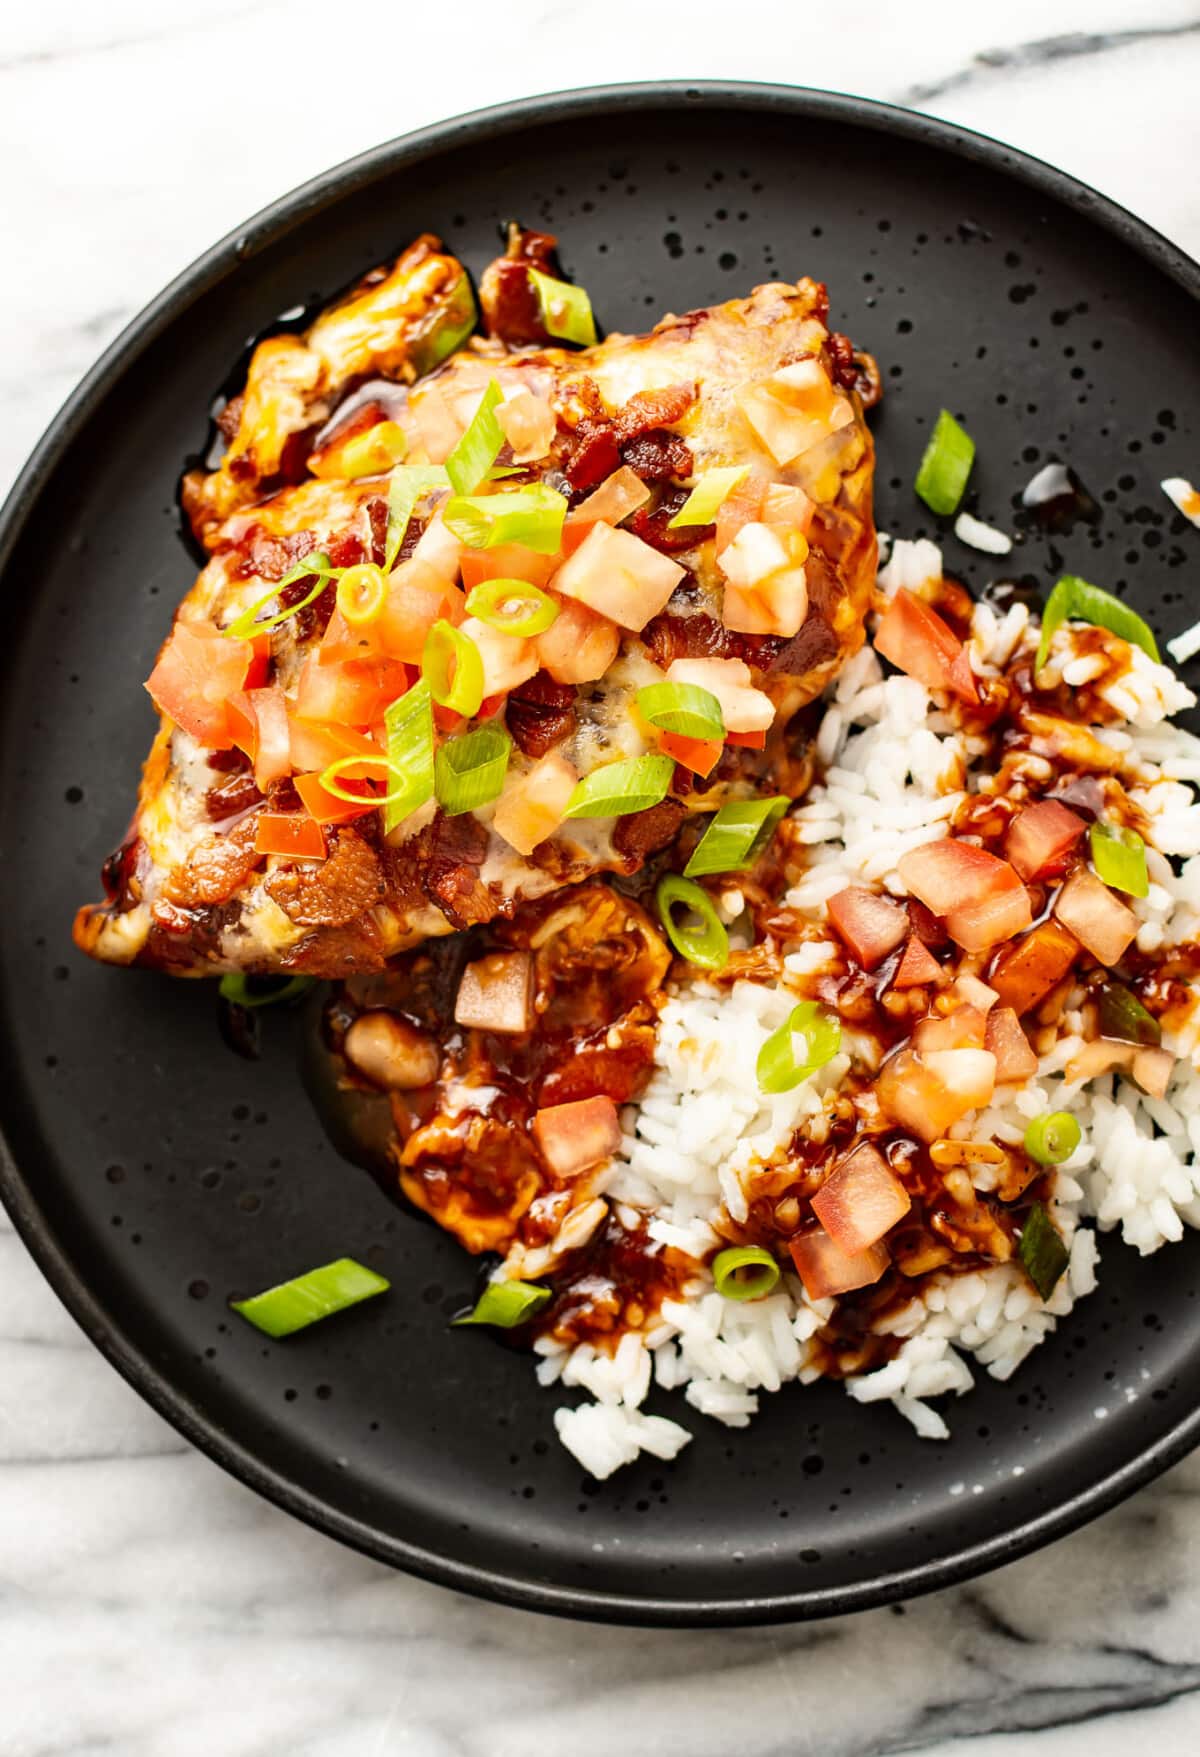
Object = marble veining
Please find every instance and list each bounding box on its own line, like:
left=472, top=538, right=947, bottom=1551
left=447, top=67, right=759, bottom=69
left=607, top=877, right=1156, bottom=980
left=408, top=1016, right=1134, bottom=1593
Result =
left=3, top=2, right=1200, bottom=1751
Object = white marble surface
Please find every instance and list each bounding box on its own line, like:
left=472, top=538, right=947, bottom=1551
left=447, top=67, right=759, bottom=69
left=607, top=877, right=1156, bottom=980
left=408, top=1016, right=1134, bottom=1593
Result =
left=4, top=2, right=1200, bottom=1751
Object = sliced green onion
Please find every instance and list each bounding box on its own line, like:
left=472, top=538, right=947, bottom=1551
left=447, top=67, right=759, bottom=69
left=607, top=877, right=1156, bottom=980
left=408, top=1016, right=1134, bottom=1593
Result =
left=317, top=754, right=394, bottom=807
left=465, top=577, right=560, bottom=637
left=1089, top=820, right=1149, bottom=898
left=408, top=270, right=478, bottom=376
left=338, top=420, right=408, bottom=478
left=668, top=465, right=750, bottom=529
left=445, top=379, right=505, bottom=496
left=562, top=754, right=676, bottom=820
left=1018, top=1202, right=1069, bottom=1301
left=1035, top=574, right=1160, bottom=673
left=422, top=620, right=485, bottom=717
left=637, top=681, right=725, bottom=741
left=684, top=798, right=790, bottom=878
left=528, top=266, right=598, bottom=347
left=914, top=409, right=975, bottom=517
left=1097, top=982, right=1161, bottom=1047
left=442, top=485, right=568, bottom=555
left=384, top=465, right=449, bottom=570
left=1023, top=1111, right=1081, bottom=1166
left=223, top=552, right=336, bottom=640
left=656, top=874, right=729, bottom=971
left=231, top=1257, right=389, bottom=1338
left=218, top=973, right=315, bottom=1009
left=756, top=1001, right=841, bottom=1095
left=712, top=1244, right=781, bottom=1302
left=453, top=1279, right=551, bottom=1327
left=382, top=680, right=434, bottom=834
left=435, top=725, right=512, bottom=815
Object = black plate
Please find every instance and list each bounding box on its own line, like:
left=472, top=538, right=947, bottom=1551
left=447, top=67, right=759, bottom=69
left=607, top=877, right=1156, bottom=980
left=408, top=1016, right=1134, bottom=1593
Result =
left=3, top=84, right=1199, bottom=1626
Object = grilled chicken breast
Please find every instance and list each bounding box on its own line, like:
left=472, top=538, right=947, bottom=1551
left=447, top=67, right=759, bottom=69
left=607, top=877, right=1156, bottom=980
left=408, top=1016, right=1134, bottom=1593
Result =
left=76, top=233, right=878, bottom=978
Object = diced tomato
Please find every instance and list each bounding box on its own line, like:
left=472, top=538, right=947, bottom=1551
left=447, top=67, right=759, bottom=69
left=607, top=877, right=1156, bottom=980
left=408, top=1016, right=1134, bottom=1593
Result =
left=1004, top=799, right=1087, bottom=882
left=295, top=651, right=408, bottom=727
left=907, top=897, right=947, bottom=946
left=1132, top=1046, right=1175, bottom=1099
left=789, top=1228, right=890, bottom=1300
left=225, top=690, right=257, bottom=758
left=899, top=838, right=1031, bottom=953
left=876, top=1044, right=996, bottom=1141
left=827, top=886, right=908, bottom=969
left=460, top=616, right=539, bottom=696
left=874, top=588, right=978, bottom=705
left=665, top=657, right=774, bottom=734
left=288, top=716, right=383, bottom=775
left=411, top=512, right=464, bottom=582
left=913, top=1004, right=988, bottom=1053
left=245, top=633, right=272, bottom=689
left=534, top=597, right=619, bottom=684
left=243, top=685, right=291, bottom=789
left=376, top=560, right=465, bottom=664
left=492, top=753, right=577, bottom=855
left=145, top=621, right=255, bottom=748
left=725, top=728, right=768, bottom=750
left=253, top=813, right=327, bottom=859
left=949, top=973, right=998, bottom=1014
left=459, top=543, right=559, bottom=591
left=658, top=732, right=724, bottom=777
left=1053, top=866, right=1139, bottom=966
left=293, top=770, right=380, bottom=824
left=562, top=467, right=651, bottom=554
left=891, top=935, right=945, bottom=988
left=811, top=1141, right=911, bottom=1255
left=320, top=606, right=381, bottom=664
left=760, top=483, right=815, bottom=531
left=989, top=920, right=1080, bottom=1014
left=496, top=389, right=557, bottom=463
left=552, top=522, right=685, bottom=631
left=454, top=952, right=533, bottom=1034
left=984, top=1006, right=1039, bottom=1082
left=714, top=472, right=766, bottom=553
left=533, top=1096, right=623, bottom=1178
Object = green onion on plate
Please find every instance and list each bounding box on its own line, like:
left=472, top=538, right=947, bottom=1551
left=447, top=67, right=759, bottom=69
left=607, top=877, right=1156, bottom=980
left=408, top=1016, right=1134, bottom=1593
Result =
left=637, top=680, right=725, bottom=741
left=1023, top=1111, right=1081, bottom=1166
left=711, top=1244, right=781, bottom=1302
left=218, top=974, right=315, bottom=1009
left=668, top=466, right=750, bottom=529
left=1089, top=820, right=1149, bottom=898
left=231, top=1257, right=389, bottom=1338
left=435, top=725, right=512, bottom=816
left=445, top=380, right=506, bottom=496
left=562, top=754, right=675, bottom=820
left=1018, top=1202, right=1069, bottom=1301
left=443, top=484, right=568, bottom=554
left=684, top=797, right=790, bottom=878
left=384, top=465, right=449, bottom=571
left=422, top=620, right=485, bottom=718
left=1035, top=575, right=1159, bottom=673
left=528, top=267, right=598, bottom=347
left=756, top=1001, right=841, bottom=1095
left=655, top=874, right=730, bottom=971
left=465, top=577, right=560, bottom=637
left=453, top=1280, right=551, bottom=1327
left=914, top=409, right=975, bottom=517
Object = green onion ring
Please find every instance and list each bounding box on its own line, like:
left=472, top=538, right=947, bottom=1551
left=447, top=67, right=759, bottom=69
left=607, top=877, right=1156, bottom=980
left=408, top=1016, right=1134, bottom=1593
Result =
left=1023, top=1111, right=1082, bottom=1165
left=465, top=577, right=561, bottom=637
left=655, top=874, right=730, bottom=971
left=756, top=1001, right=842, bottom=1095
left=711, top=1245, right=781, bottom=1302
left=231, top=1258, right=389, bottom=1337
left=421, top=619, right=485, bottom=718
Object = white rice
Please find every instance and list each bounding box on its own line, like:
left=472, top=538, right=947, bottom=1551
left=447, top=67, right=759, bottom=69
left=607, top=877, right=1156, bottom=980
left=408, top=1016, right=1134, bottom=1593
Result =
left=548, top=539, right=1200, bottom=1482
left=953, top=511, right=1013, bottom=555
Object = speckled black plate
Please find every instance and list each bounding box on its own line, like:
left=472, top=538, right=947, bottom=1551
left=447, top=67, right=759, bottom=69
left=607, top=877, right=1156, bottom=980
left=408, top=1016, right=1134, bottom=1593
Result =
left=2, top=84, right=1199, bottom=1626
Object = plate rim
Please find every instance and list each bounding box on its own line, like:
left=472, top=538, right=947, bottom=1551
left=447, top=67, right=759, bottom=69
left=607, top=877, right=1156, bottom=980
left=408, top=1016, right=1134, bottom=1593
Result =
left=3, top=80, right=1200, bottom=1627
